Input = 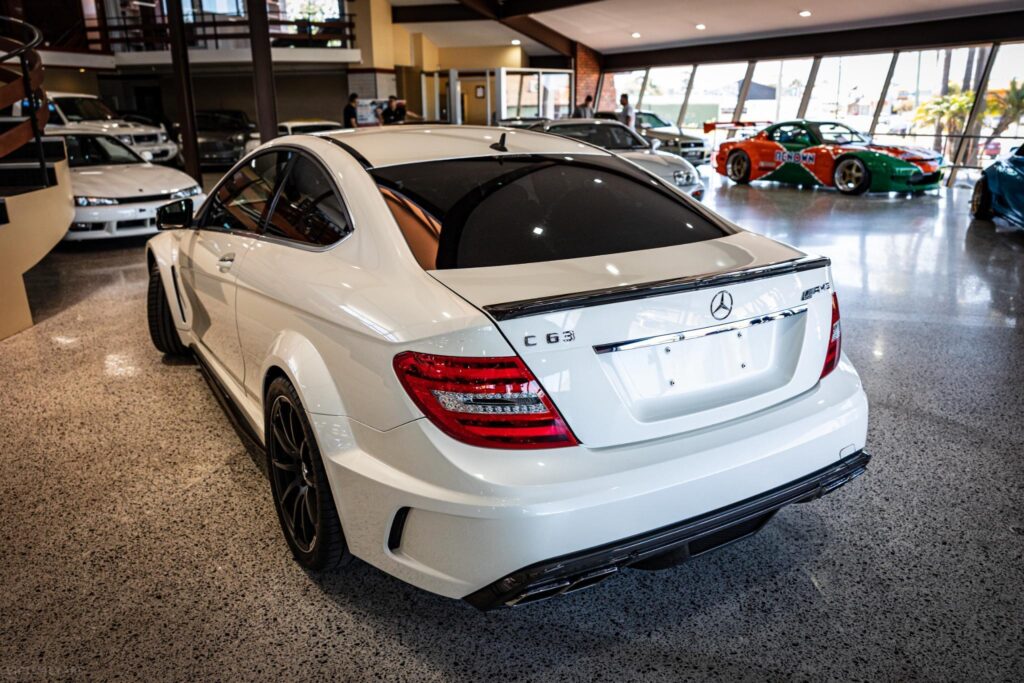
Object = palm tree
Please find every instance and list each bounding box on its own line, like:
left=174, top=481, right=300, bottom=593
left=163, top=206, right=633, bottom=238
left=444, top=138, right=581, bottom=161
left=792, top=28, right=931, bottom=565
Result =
left=983, top=78, right=1024, bottom=150
left=915, top=87, right=975, bottom=157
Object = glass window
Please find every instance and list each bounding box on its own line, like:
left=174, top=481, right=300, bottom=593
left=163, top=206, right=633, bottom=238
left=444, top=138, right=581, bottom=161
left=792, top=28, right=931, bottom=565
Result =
left=641, top=66, right=694, bottom=125
left=202, top=151, right=289, bottom=234
left=746, top=58, right=814, bottom=123
left=54, top=96, right=117, bottom=122
left=972, top=43, right=1024, bottom=167
left=196, top=110, right=252, bottom=131
left=600, top=70, right=647, bottom=116
left=506, top=72, right=540, bottom=118
left=681, top=61, right=750, bottom=147
left=264, top=156, right=351, bottom=246
left=805, top=53, right=895, bottom=129
left=64, top=135, right=142, bottom=167
left=548, top=122, right=648, bottom=150
left=540, top=73, right=571, bottom=120
left=371, top=155, right=728, bottom=270
left=874, top=46, right=988, bottom=158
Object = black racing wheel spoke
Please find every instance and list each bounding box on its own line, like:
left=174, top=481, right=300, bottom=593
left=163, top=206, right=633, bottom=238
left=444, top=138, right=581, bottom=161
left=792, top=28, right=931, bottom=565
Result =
left=271, top=395, right=318, bottom=553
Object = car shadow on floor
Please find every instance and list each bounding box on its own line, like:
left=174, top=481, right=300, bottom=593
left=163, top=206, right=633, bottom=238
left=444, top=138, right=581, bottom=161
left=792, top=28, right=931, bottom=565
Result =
left=295, top=502, right=829, bottom=679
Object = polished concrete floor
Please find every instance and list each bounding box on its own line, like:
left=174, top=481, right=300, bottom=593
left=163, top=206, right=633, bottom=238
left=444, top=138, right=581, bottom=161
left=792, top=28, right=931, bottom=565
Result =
left=3, top=175, right=1023, bottom=681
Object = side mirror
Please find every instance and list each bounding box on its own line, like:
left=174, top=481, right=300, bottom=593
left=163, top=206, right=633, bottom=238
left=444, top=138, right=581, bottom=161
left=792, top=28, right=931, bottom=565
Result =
left=157, top=198, right=193, bottom=230
left=649, top=137, right=662, bottom=151
left=141, top=150, right=154, bottom=162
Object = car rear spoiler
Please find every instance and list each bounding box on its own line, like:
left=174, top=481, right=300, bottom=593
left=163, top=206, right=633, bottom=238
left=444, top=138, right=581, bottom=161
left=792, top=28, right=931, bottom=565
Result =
left=482, top=255, right=831, bottom=321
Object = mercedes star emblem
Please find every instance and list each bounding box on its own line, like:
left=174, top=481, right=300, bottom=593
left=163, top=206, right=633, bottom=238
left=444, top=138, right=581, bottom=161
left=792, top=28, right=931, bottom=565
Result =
left=710, top=291, right=733, bottom=320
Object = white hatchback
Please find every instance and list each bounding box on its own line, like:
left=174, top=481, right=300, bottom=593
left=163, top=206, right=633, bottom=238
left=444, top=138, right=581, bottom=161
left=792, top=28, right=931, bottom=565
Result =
left=146, top=126, right=869, bottom=609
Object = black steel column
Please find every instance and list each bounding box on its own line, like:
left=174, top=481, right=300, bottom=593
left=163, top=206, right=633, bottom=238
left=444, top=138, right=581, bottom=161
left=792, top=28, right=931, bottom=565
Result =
left=246, top=0, right=278, bottom=143
left=167, top=0, right=201, bottom=182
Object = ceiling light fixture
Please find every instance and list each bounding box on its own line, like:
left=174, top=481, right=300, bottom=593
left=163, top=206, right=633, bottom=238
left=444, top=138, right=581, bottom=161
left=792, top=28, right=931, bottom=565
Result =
left=511, top=39, right=521, bottom=46
left=798, top=10, right=812, bottom=17
left=631, top=32, right=641, bottom=39
left=695, top=24, right=706, bottom=30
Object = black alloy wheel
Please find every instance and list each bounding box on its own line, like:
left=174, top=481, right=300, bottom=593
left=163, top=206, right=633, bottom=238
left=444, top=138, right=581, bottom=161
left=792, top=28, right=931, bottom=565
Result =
left=266, top=377, right=350, bottom=570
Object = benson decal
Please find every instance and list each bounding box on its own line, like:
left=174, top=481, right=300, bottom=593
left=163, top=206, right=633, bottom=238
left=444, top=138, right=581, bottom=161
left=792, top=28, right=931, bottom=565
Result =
left=775, top=150, right=816, bottom=164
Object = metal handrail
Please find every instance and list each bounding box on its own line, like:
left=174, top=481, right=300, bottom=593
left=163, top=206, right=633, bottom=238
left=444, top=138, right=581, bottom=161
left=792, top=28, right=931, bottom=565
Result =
left=0, top=15, right=48, bottom=187
left=0, top=16, right=42, bottom=63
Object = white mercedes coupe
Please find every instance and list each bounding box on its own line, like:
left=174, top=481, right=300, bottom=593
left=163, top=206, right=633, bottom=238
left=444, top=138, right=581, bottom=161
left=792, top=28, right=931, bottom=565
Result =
left=146, top=126, right=870, bottom=610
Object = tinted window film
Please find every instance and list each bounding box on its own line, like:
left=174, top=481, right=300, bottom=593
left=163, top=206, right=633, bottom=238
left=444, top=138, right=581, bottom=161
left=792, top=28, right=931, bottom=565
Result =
left=372, top=155, right=728, bottom=270
left=203, top=151, right=289, bottom=234
left=264, top=156, right=351, bottom=246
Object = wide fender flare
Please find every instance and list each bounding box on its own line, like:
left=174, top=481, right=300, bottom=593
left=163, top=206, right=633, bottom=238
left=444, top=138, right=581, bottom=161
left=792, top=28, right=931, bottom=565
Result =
left=261, top=330, right=345, bottom=416
left=146, top=232, right=190, bottom=330
left=832, top=151, right=889, bottom=191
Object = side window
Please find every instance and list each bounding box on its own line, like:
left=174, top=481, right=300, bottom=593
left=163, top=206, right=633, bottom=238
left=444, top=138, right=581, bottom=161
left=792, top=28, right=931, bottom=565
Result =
left=264, top=156, right=352, bottom=246
left=202, top=151, right=290, bottom=233
left=770, top=124, right=811, bottom=145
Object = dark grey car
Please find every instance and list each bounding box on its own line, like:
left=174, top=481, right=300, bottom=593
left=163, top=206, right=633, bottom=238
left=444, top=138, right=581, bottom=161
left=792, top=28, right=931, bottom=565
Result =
left=195, top=110, right=255, bottom=167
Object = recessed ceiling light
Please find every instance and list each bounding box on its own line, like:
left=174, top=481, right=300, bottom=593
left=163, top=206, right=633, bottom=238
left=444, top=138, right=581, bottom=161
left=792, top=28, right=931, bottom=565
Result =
left=511, top=39, right=521, bottom=46
left=631, top=32, right=642, bottom=39
left=798, top=10, right=812, bottom=17
left=695, top=23, right=707, bottom=30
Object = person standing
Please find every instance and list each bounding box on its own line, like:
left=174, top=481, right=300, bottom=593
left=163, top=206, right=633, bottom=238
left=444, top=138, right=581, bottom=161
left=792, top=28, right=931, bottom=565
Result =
left=618, top=94, right=635, bottom=129
left=379, top=96, right=406, bottom=125
left=571, top=94, right=594, bottom=119
left=343, top=93, right=359, bottom=128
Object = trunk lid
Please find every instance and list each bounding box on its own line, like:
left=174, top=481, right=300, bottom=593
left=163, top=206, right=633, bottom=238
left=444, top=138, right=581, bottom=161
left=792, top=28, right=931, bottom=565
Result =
left=429, top=232, right=835, bottom=448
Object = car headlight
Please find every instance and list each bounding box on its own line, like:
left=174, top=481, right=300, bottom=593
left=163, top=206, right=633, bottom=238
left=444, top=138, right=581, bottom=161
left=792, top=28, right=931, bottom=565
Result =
left=169, top=185, right=201, bottom=199
left=75, top=196, right=119, bottom=206
left=673, top=170, right=697, bottom=186
left=159, top=133, right=168, bottom=143
left=116, top=134, right=133, bottom=145
left=231, top=133, right=246, bottom=144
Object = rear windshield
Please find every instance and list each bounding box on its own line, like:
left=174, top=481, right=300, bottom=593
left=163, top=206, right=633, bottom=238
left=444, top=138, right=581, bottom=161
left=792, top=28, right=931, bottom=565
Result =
left=371, top=155, right=728, bottom=270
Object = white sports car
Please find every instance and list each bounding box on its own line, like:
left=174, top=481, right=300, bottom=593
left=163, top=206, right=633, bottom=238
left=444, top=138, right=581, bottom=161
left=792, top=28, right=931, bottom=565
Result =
left=146, top=126, right=869, bottom=609
left=63, top=133, right=203, bottom=241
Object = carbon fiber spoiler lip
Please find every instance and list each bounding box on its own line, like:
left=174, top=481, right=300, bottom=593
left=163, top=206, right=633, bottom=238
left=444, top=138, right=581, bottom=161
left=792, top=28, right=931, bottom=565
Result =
left=482, top=255, right=831, bottom=321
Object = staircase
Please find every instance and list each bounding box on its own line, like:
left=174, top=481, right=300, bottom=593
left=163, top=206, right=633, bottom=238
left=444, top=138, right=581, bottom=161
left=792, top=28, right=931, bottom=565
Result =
left=0, top=16, right=74, bottom=341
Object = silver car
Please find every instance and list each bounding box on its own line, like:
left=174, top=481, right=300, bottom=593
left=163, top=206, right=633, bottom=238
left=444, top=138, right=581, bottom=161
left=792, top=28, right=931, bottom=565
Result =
left=596, top=110, right=710, bottom=165
left=531, top=118, right=705, bottom=201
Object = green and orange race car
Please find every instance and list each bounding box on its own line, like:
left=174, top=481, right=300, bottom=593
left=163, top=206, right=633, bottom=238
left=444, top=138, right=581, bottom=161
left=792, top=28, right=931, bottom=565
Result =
left=715, top=121, right=943, bottom=194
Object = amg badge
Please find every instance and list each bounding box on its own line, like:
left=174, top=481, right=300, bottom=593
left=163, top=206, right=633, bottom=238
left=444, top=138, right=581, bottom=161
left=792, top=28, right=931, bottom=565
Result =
left=801, top=282, right=831, bottom=301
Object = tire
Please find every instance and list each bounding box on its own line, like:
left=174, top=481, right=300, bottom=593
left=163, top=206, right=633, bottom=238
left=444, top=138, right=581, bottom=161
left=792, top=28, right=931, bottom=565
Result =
left=147, top=266, right=189, bottom=356
left=971, top=177, right=994, bottom=219
left=726, top=150, right=751, bottom=184
left=266, top=377, right=351, bottom=571
left=833, top=157, right=871, bottom=195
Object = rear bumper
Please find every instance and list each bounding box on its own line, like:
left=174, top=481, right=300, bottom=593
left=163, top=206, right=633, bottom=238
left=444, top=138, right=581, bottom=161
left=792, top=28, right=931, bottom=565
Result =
left=465, top=449, right=870, bottom=610
left=313, top=359, right=868, bottom=602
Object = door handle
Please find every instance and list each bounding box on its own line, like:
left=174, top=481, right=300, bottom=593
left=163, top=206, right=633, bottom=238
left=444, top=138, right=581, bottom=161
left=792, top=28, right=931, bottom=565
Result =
left=217, top=254, right=236, bottom=272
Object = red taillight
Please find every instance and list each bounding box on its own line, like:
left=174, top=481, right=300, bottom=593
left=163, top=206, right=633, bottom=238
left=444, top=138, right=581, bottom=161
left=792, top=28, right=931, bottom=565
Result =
left=820, top=293, right=842, bottom=379
left=393, top=352, right=579, bottom=449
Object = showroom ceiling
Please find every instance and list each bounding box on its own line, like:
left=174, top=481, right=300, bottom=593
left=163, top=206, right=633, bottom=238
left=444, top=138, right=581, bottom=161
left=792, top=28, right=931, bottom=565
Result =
left=393, top=0, right=1021, bottom=55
